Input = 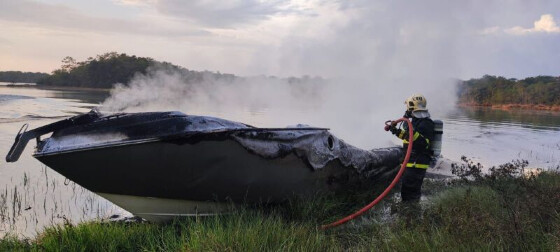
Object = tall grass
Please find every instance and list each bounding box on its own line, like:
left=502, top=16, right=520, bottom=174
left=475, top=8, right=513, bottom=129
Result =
left=0, top=167, right=119, bottom=238
left=1, top=162, right=559, bottom=251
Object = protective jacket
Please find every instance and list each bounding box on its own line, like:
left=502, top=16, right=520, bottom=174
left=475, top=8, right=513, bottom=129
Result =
left=394, top=117, right=435, bottom=168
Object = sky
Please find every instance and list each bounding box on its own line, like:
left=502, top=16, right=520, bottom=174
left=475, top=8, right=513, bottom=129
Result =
left=0, top=0, right=559, bottom=79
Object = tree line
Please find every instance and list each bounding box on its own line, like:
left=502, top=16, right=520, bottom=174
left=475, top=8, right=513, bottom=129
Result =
left=37, top=52, right=156, bottom=88
left=0, top=71, right=49, bottom=83
left=35, top=52, right=240, bottom=88
left=4, top=53, right=559, bottom=108
left=457, top=75, right=560, bottom=105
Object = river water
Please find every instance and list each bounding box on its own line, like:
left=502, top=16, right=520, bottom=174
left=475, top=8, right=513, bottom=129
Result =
left=0, top=84, right=559, bottom=237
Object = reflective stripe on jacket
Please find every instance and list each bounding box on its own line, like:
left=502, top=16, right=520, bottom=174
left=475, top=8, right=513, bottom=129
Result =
left=395, top=117, right=435, bottom=168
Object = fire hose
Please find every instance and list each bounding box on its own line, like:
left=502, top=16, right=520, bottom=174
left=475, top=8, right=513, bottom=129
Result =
left=320, top=117, right=414, bottom=230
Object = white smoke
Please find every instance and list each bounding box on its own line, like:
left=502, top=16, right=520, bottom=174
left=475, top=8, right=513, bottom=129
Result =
left=102, top=65, right=456, bottom=149
left=102, top=66, right=329, bottom=127
left=102, top=1, right=465, bottom=149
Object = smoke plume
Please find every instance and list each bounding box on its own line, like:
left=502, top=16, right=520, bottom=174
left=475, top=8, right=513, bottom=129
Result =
left=102, top=1, right=466, bottom=149
left=102, top=65, right=455, bottom=149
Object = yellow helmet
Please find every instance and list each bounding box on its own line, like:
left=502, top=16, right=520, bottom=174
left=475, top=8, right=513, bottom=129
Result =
left=405, top=94, right=427, bottom=111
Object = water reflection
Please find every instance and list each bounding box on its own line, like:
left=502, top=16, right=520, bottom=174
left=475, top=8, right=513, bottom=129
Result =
left=448, top=107, right=560, bottom=131
left=442, top=107, right=560, bottom=170
left=37, top=87, right=110, bottom=105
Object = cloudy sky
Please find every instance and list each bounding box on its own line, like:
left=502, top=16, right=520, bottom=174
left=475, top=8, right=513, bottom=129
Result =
left=0, top=0, right=559, bottom=79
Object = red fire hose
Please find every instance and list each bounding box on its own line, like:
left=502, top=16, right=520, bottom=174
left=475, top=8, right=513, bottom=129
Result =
left=320, top=117, right=414, bottom=230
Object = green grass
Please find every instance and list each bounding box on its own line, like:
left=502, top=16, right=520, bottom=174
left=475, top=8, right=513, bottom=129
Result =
left=2, top=170, right=559, bottom=251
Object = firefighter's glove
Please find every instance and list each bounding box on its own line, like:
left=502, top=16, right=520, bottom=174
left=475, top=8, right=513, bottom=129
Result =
left=384, top=122, right=399, bottom=135
left=390, top=126, right=399, bottom=135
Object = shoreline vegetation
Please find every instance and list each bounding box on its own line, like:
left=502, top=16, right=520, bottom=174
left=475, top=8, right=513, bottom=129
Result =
left=1, top=160, right=559, bottom=251
left=0, top=71, right=48, bottom=84
left=1, top=52, right=559, bottom=113
left=458, top=103, right=560, bottom=112
left=0, top=83, right=112, bottom=92
left=457, top=75, right=560, bottom=111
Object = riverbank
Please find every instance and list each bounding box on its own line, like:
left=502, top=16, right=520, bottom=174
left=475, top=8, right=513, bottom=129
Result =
left=458, top=103, right=560, bottom=112
left=1, top=162, right=559, bottom=251
left=0, top=83, right=112, bottom=93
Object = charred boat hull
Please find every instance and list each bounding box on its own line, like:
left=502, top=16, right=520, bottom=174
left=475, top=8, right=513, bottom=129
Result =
left=7, top=110, right=403, bottom=222
left=35, top=139, right=359, bottom=221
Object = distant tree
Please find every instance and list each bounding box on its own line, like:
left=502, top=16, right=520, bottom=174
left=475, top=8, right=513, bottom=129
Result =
left=457, top=75, right=560, bottom=106
left=0, top=71, right=49, bottom=83
left=34, top=52, right=324, bottom=90
left=38, top=53, right=157, bottom=88
left=61, top=56, right=78, bottom=72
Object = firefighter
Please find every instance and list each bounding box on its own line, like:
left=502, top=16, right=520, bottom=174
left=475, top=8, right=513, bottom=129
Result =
left=385, top=94, right=435, bottom=203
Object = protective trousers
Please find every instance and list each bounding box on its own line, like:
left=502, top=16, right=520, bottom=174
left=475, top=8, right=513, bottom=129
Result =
left=400, top=167, right=427, bottom=202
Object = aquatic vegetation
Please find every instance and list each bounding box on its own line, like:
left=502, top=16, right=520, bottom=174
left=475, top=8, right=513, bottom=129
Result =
left=0, top=166, right=120, bottom=238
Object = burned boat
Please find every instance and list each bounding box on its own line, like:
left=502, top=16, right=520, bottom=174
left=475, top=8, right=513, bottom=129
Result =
left=6, top=109, right=403, bottom=221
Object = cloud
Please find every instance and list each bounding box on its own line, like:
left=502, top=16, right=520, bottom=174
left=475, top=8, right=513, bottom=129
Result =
left=0, top=0, right=207, bottom=37
left=478, top=26, right=500, bottom=35
left=151, top=0, right=294, bottom=27
left=0, top=37, right=12, bottom=46
left=505, top=14, right=560, bottom=35
left=2, top=0, right=560, bottom=80
left=112, top=0, right=156, bottom=6
left=479, top=14, right=560, bottom=36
